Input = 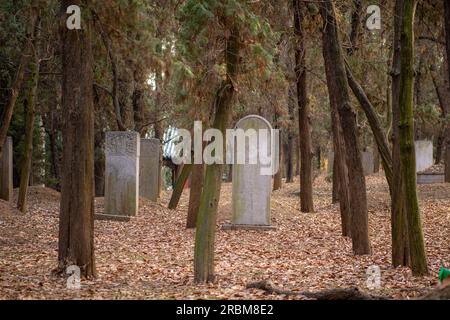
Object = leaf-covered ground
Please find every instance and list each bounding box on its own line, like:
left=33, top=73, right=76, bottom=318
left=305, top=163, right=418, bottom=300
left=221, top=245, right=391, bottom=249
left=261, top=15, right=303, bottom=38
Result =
left=0, top=174, right=449, bottom=299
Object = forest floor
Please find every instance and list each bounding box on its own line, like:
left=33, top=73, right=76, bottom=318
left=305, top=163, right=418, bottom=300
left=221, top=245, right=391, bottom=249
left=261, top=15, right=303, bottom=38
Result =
left=0, top=173, right=449, bottom=299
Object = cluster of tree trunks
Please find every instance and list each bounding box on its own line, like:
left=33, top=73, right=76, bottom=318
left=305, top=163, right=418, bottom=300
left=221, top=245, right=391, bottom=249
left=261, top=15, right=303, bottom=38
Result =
left=0, top=6, right=39, bottom=160
left=4, top=0, right=440, bottom=285
left=339, top=0, right=428, bottom=275
left=321, top=0, right=370, bottom=254
left=346, top=64, right=393, bottom=190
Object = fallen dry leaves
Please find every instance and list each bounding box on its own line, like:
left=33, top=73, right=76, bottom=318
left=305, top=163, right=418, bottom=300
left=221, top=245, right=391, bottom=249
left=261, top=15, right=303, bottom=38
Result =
left=0, top=173, right=449, bottom=300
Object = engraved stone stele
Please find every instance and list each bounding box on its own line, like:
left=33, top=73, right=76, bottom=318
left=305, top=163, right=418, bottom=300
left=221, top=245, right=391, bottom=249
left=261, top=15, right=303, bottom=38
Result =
left=0, top=137, right=13, bottom=202
left=327, top=151, right=334, bottom=174
left=224, top=115, right=275, bottom=230
left=415, top=140, right=433, bottom=173
left=361, top=150, right=374, bottom=176
left=139, top=138, right=160, bottom=202
left=328, top=150, right=374, bottom=176
left=99, top=131, right=140, bottom=221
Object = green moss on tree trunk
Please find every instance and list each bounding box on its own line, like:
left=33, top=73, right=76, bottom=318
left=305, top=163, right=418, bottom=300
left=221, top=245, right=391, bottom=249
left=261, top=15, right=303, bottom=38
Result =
left=17, top=50, right=40, bottom=213
left=186, top=163, right=204, bottom=228
left=194, top=24, right=240, bottom=283
left=398, top=0, right=428, bottom=276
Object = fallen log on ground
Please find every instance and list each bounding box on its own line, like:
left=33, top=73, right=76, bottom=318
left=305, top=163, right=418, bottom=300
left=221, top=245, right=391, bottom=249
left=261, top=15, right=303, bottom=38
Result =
left=247, top=280, right=450, bottom=300
left=420, top=286, right=450, bottom=300
left=246, top=280, right=390, bottom=300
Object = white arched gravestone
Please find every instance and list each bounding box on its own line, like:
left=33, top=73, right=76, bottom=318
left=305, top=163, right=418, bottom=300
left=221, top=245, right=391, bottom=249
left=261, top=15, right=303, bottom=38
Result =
left=415, top=140, right=433, bottom=173
left=225, top=115, right=276, bottom=230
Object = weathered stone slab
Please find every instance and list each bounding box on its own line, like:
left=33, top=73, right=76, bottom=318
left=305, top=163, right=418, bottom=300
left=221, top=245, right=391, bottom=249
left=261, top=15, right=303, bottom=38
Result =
left=94, top=213, right=131, bottom=222
left=415, top=140, right=433, bottom=173
left=105, top=131, right=140, bottom=217
left=231, top=115, right=273, bottom=228
left=327, top=150, right=373, bottom=176
left=417, top=173, right=445, bottom=184
left=327, top=151, right=334, bottom=174
left=361, top=151, right=374, bottom=176
left=139, top=138, right=160, bottom=202
left=222, top=223, right=276, bottom=231
left=0, top=137, right=13, bottom=201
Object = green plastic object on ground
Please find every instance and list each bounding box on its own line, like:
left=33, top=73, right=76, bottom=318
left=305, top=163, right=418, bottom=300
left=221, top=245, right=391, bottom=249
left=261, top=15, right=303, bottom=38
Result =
left=438, top=267, right=450, bottom=284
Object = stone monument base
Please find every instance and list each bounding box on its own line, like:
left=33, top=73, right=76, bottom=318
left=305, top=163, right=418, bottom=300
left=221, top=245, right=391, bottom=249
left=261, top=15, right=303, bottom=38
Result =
left=94, top=213, right=131, bottom=222
left=417, top=173, right=445, bottom=184
left=222, top=223, right=276, bottom=231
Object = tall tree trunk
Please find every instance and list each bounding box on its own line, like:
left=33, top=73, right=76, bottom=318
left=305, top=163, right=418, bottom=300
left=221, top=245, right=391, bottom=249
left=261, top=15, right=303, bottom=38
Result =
left=273, top=145, right=283, bottom=191
left=445, top=128, right=450, bottom=182
left=442, top=0, right=450, bottom=182
left=43, top=98, right=60, bottom=190
left=284, top=138, right=294, bottom=183
left=331, top=156, right=339, bottom=204
left=168, top=163, right=192, bottom=210
left=17, top=47, right=40, bottom=213
left=153, top=74, right=164, bottom=197
left=273, top=111, right=283, bottom=191
left=94, top=130, right=105, bottom=197
left=398, top=0, right=428, bottom=276
left=321, top=1, right=370, bottom=254
left=133, top=69, right=145, bottom=136
left=96, top=19, right=126, bottom=131
left=346, top=64, right=393, bottom=189
left=331, top=100, right=351, bottom=236
left=285, top=85, right=295, bottom=183
left=373, top=143, right=380, bottom=173
left=58, top=0, right=96, bottom=278
left=413, top=56, right=423, bottom=140
left=435, top=131, right=445, bottom=165
left=0, top=7, right=38, bottom=160
left=391, top=0, right=410, bottom=268
left=295, top=138, right=300, bottom=176
left=293, top=0, right=314, bottom=212
left=316, top=146, right=321, bottom=170
left=194, top=24, right=239, bottom=283
left=286, top=138, right=295, bottom=182
left=348, top=0, right=362, bottom=55
left=186, top=163, right=204, bottom=228
left=430, top=68, right=449, bottom=166
left=49, top=128, right=60, bottom=187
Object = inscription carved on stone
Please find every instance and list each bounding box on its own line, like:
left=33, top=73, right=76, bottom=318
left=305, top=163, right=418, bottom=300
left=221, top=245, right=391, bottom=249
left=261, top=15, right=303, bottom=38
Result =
left=104, top=131, right=140, bottom=218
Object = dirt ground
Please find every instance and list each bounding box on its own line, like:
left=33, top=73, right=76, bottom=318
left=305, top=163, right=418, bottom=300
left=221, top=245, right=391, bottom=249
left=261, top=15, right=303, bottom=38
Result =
left=0, top=173, right=449, bottom=299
